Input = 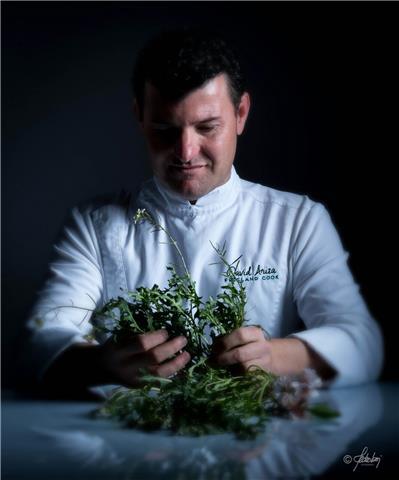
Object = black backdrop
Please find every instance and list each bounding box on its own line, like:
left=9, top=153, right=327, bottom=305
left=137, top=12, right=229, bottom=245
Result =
left=2, top=1, right=398, bottom=386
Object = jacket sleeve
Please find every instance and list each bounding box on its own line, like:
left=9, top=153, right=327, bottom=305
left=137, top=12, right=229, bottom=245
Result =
left=23, top=205, right=104, bottom=383
left=288, top=202, right=383, bottom=387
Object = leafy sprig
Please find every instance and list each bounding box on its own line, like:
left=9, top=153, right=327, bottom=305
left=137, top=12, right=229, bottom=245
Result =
left=96, top=365, right=277, bottom=439
left=93, top=209, right=247, bottom=364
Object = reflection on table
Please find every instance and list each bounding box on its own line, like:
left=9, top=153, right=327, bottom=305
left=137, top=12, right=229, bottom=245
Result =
left=3, top=382, right=397, bottom=479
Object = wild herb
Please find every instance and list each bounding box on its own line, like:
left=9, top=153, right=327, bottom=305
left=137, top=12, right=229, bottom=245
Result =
left=96, top=365, right=278, bottom=439
left=93, top=208, right=248, bottom=364
left=92, top=209, right=338, bottom=438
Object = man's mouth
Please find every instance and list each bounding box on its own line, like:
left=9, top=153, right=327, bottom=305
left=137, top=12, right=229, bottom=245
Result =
left=170, top=164, right=206, bottom=175
left=170, top=164, right=207, bottom=172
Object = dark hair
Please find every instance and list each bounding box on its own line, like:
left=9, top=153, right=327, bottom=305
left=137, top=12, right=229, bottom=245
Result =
left=132, top=28, right=246, bottom=117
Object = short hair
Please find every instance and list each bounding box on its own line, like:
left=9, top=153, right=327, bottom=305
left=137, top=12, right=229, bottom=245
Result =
left=132, top=28, right=246, bottom=117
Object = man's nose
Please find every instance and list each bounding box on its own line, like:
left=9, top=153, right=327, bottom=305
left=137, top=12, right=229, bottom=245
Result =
left=174, top=128, right=200, bottom=163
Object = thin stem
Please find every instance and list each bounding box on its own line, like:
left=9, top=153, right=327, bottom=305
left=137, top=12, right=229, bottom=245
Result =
left=144, top=211, right=190, bottom=279
left=138, top=210, right=202, bottom=334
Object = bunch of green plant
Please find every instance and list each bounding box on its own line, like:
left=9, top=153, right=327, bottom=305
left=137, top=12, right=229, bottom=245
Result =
left=92, top=209, right=338, bottom=438
left=96, top=363, right=278, bottom=440
left=93, top=208, right=248, bottom=365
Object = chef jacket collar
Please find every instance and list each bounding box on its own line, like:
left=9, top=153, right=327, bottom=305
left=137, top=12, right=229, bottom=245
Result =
left=148, top=166, right=241, bottom=216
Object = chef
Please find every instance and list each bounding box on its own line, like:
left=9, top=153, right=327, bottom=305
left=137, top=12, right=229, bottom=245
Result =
left=25, top=28, right=383, bottom=394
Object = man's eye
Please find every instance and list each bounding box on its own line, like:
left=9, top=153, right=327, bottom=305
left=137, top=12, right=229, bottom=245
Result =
left=197, top=125, right=217, bottom=134
left=153, top=127, right=178, bottom=138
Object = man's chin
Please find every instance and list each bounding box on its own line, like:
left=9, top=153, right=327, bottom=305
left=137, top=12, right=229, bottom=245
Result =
left=167, top=178, right=211, bottom=202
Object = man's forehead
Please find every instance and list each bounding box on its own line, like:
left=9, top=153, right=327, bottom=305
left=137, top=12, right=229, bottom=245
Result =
left=142, top=75, right=231, bottom=121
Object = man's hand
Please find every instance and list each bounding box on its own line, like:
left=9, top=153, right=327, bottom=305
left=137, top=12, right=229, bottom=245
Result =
left=210, top=326, right=336, bottom=380
left=42, top=329, right=191, bottom=393
left=210, top=326, right=274, bottom=374
left=98, top=329, right=191, bottom=387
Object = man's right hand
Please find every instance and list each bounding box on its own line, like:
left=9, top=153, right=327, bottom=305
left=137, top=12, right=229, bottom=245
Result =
left=42, top=329, right=191, bottom=392
left=98, top=329, right=191, bottom=387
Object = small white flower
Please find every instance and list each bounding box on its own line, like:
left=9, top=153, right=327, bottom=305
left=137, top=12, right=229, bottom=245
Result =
left=133, top=208, right=147, bottom=224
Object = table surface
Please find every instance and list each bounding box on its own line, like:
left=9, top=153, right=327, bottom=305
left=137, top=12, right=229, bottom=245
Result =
left=2, top=382, right=398, bottom=479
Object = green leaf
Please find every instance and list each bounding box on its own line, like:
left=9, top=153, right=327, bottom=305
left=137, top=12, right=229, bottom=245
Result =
left=308, top=403, right=340, bottom=419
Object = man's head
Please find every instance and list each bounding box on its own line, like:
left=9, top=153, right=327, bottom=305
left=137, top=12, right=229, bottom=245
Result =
left=132, top=28, right=250, bottom=201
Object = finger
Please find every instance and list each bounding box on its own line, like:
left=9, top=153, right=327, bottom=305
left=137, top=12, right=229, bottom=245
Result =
left=241, top=359, right=268, bottom=372
left=228, top=358, right=267, bottom=376
left=212, top=326, right=263, bottom=353
left=116, top=349, right=190, bottom=386
left=145, top=335, right=188, bottom=365
left=149, top=351, right=191, bottom=378
left=215, top=341, right=268, bottom=366
left=119, top=329, right=169, bottom=355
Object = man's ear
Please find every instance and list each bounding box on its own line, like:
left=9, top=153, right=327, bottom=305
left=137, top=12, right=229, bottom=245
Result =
left=236, top=92, right=251, bottom=135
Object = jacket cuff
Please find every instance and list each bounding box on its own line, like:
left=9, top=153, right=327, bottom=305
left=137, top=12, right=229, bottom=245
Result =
left=289, top=325, right=383, bottom=387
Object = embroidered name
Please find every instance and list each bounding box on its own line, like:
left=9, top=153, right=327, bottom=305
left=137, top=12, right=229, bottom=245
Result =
left=232, top=264, right=279, bottom=283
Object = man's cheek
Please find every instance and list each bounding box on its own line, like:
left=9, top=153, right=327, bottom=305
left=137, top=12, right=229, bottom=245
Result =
left=150, top=152, right=168, bottom=169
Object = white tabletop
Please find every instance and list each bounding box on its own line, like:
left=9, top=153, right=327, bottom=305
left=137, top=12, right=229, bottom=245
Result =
left=2, top=382, right=397, bottom=479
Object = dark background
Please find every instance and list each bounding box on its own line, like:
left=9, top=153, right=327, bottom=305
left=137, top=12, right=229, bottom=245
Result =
left=2, top=1, right=398, bottom=387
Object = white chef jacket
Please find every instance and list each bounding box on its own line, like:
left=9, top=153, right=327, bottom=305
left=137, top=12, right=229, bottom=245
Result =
left=25, top=167, right=383, bottom=387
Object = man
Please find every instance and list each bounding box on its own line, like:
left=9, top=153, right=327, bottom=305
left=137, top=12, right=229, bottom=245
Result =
left=25, top=29, right=383, bottom=394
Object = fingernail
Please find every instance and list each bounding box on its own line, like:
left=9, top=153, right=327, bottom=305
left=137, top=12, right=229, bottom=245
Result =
left=159, top=329, right=168, bottom=339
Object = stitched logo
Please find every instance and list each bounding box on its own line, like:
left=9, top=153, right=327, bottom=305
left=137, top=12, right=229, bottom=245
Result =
left=232, top=264, right=279, bottom=283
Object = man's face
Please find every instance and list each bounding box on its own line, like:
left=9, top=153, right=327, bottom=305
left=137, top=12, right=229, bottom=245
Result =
left=138, top=74, right=250, bottom=201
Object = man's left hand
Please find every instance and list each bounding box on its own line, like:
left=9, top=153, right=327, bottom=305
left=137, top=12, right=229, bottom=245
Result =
left=210, top=326, right=273, bottom=374
left=210, top=326, right=337, bottom=380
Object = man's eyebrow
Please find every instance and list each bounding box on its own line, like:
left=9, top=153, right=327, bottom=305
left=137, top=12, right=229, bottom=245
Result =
left=196, top=116, right=221, bottom=124
left=150, top=116, right=221, bottom=127
left=150, top=121, right=174, bottom=128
